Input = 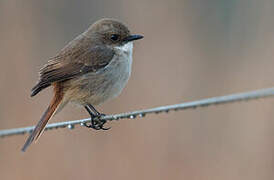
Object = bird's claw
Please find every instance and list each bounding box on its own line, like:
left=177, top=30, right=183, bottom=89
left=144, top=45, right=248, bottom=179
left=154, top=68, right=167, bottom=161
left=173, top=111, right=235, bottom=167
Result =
left=84, top=114, right=111, bottom=130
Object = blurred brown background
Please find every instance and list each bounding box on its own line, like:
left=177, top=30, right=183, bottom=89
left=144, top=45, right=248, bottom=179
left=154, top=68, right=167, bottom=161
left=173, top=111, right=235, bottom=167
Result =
left=1, top=0, right=274, bottom=179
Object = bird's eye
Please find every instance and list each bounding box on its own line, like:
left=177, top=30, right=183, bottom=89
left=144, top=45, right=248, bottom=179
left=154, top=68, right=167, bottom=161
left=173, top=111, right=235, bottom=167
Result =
left=110, top=34, right=120, bottom=41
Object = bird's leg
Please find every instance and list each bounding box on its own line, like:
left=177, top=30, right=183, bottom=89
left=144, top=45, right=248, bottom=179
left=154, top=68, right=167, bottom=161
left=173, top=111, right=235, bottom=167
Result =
left=84, top=104, right=110, bottom=130
left=87, top=104, right=104, bottom=116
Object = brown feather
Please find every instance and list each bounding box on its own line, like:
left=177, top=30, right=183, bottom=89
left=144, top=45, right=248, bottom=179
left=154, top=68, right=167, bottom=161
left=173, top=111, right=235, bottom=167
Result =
left=22, top=83, right=64, bottom=152
left=31, top=40, right=114, bottom=97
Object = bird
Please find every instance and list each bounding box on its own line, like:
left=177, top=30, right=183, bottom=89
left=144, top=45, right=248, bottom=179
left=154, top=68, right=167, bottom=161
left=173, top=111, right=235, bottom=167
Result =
left=22, top=18, right=143, bottom=152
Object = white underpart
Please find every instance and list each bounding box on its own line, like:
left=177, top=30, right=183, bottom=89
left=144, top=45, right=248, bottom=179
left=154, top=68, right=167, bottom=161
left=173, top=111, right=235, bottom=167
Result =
left=68, top=41, right=134, bottom=105
left=106, top=41, right=133, bottom=97
left=115, top=41, right=133, bottom=53
left=114, top=42, right=133, bottom=75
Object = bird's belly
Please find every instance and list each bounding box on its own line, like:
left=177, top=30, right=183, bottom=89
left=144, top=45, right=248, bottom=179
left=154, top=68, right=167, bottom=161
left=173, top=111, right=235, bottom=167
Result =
left=67, top=49, right=132, bottom=106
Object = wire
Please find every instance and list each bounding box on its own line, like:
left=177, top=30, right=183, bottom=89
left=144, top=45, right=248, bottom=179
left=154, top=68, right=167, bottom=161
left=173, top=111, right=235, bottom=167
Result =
left=1, top=87, right=274, bottom=138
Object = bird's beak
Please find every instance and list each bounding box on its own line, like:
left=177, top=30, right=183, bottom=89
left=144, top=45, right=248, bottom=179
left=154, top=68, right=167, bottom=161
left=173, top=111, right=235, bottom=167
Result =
left=125, top=34, right=144, bottom=42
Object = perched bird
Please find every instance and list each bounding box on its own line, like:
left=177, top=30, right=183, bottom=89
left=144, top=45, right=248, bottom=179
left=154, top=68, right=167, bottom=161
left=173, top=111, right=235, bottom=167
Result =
left=22, top=18, right=143, bottom=152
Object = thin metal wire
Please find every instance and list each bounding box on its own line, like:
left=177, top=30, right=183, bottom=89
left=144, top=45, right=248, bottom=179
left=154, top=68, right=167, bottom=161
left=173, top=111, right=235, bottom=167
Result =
left=1, top=87, right=274, bottom=138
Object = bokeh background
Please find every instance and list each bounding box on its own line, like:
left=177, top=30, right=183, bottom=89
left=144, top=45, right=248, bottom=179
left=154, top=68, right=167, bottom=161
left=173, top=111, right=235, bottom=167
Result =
left=1, top=0, right=274, bottom=179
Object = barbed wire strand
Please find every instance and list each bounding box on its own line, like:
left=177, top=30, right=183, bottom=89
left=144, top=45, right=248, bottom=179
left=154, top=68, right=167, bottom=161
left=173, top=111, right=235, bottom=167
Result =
left=1, top=87, right=274, bottom=138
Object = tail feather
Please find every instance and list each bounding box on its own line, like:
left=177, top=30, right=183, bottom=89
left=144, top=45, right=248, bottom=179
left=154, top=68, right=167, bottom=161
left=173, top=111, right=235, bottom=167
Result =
left=22, top=84, right=63, bottom=152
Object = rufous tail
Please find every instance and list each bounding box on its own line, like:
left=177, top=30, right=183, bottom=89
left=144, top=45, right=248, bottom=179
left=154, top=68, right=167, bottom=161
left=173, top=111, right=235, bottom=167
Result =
left=21, top=84, right=63, bottom=152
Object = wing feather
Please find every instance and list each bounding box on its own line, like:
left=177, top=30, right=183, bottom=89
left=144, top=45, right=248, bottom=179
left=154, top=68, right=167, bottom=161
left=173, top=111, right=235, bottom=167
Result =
left=31, top=36, right=114, bottom=97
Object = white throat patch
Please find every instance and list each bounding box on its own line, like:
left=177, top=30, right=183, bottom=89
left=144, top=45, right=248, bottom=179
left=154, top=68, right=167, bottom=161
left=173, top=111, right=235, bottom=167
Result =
left=115, top=42, right=133, bottom=54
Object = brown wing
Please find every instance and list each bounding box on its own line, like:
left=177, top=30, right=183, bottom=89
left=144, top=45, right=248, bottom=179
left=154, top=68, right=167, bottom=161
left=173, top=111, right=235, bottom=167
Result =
left=31, top=38, right=114, bottom=97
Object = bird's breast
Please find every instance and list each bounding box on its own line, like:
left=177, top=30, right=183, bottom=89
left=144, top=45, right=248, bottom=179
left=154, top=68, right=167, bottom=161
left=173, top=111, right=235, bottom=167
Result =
left=70, top=42, right=133, bottom=105
left=100, top=42, right=133, bottom=100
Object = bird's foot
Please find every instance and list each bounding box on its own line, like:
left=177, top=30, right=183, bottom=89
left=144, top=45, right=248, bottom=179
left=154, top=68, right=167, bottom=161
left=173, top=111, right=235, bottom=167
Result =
left=84, top=113, right=111, bottom=130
